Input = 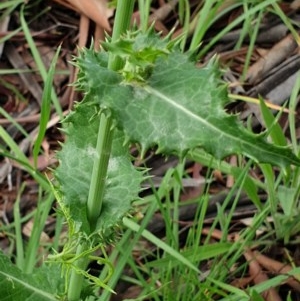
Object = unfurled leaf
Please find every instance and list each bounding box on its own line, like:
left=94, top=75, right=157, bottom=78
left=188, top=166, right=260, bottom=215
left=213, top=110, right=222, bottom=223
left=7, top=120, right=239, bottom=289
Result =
left=55, top=104, right=143, bottom=236
left=278, top=185, right=296, bottom=216
left=0, top=252, right=62, bottom=301
left=76, top=45, right=300, bottom=168
left=55, top=31, right=300, bottom=240
left=259, top=97, right=287, bottom=147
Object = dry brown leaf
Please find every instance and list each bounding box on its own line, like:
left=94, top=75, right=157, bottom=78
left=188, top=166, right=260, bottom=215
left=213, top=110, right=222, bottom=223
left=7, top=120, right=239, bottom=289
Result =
left=246, top=34, right=298, bottom=84
left=23, top=220, right=50, bottom=243
left=239, top=216, right=273, bottom=236
left=253, top=251, right=300, bottom=292
left=244, top=248, right=282, bottom=301
left=52, top=0, right=113, bottom=30
left=67, top=0, right=113, bottom=31
left=291, top=0, right=300, bottom=10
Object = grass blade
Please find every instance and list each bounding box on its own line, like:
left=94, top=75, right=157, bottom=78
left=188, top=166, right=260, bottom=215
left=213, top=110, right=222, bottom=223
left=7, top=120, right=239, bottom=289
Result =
left=19, top=5, right=63, bottom=118
left=33, top=45, right=61, bottom=168
left=123, top=217, right=200, bottom=274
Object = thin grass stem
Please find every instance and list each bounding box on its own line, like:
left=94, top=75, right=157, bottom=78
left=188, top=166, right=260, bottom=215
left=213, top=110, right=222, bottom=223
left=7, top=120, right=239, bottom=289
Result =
left=24, top=191, right=54, bottom=274
left=13, top=183, right=26, bottom=270
left=20, top=5, right=63, bottom=119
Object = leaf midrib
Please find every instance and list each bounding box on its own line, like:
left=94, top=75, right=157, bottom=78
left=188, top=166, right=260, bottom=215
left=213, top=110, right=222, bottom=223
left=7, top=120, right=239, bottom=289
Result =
left=144, top=85, right=293, bottom=163
left=0, top=270, right=57, bottom=301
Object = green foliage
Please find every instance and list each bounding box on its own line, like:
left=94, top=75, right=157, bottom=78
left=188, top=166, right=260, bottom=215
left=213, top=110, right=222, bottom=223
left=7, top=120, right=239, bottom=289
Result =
left=0, top=251, right=64, bottom=301
left=55, top=105, right=143, bottom=237
left=2, top=3, right=300, bottom=300
left=53, top=30, right=300, bottom=298
left=102, top=28, right=178, bottom=82
left=33, top=46, right=61, bottom=168
left=76, top=33, right=299, bottom=167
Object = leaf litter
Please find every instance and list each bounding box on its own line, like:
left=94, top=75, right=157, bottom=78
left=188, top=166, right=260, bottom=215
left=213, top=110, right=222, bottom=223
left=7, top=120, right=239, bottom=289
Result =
left=1, top=1, right=300, bottom=300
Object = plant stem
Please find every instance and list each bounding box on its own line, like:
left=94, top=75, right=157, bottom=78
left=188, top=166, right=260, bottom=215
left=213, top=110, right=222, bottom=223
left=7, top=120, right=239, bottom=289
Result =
left=108, top=0, right=135, bottom=70
left=67, top=243, right=89, bottom=301
left=67, top=1, right=135, bottom=300
left=87, top=112, right=113, bottom=231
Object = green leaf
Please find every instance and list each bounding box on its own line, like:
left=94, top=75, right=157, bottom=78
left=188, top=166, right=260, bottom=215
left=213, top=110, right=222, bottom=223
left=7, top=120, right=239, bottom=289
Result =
left=259, top=96, right=287, bottom=147
left=277, top=185, right=296, bottom=216
left=0, top=252, right=62, bottom=301
left=248, top=290, right=265, bottom=301
left=55, top=104, right=143, bottom=236
left=33, top=45, right=61, bottom=168
left=145, top=242, right=233, bottom=270
left=77, top=47, right=300, bottom=168
left=102, top=29, right=177, bottom=82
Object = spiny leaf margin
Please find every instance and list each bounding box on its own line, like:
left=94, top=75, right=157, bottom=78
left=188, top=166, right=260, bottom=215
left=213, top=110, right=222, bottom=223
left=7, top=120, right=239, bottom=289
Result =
left=75, top=39, right=300, bottom=168
left=55, top=104, right=143, bottom=237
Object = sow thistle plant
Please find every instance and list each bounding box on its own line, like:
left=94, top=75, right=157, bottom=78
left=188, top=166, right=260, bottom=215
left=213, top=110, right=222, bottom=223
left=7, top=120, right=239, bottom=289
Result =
left=1, top=1, right=300, bottom=300
left=52, top=29, right=300, bottom=300
left=52, top=30, right=180, bottom=299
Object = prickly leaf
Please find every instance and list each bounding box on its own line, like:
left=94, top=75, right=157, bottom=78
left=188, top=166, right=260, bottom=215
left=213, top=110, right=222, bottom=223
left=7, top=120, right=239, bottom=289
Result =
left=77, top=47, right=300, bottom=168
left=56, top=104, right=143, bottom=236
left=0, top=252, right=63, bottom=301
